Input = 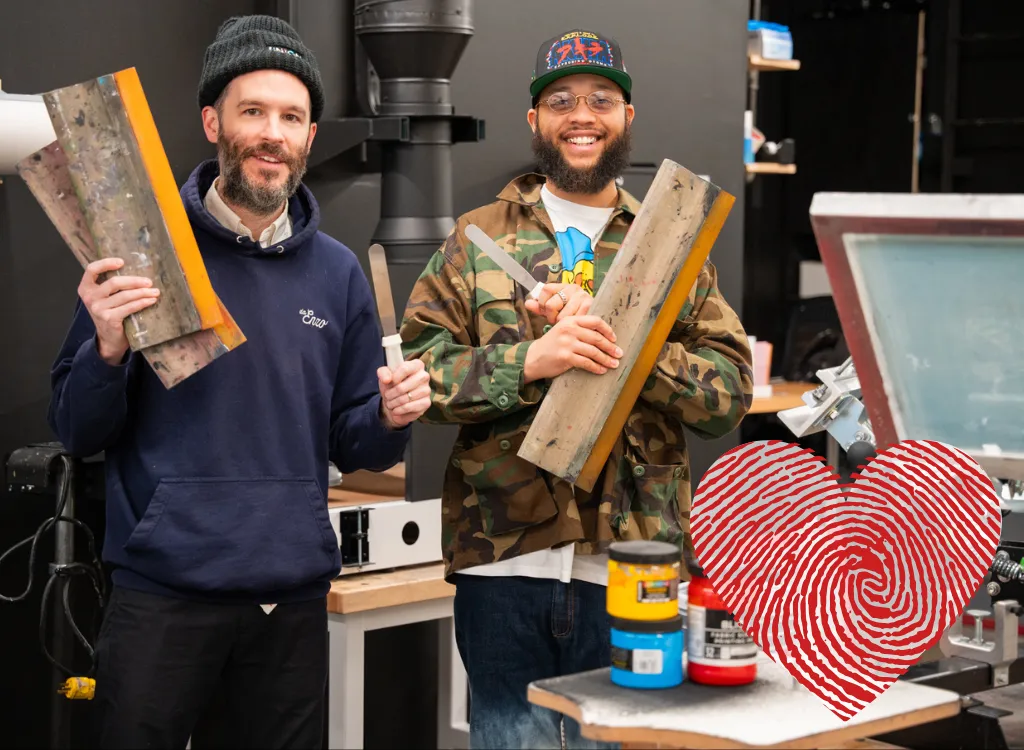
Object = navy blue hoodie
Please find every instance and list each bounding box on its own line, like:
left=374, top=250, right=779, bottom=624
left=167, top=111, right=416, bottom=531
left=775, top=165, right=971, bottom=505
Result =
left=47, top=160, right=409, bottom=604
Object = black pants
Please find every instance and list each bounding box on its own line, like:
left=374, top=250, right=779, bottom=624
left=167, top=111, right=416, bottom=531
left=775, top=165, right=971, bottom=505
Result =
left=93, top=585, right=327, bottom=749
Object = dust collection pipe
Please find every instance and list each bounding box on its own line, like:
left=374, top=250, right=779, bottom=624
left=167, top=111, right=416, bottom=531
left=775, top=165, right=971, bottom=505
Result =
left=355, top=0, right=478, bottom=501
left=355, top=0, right=473, bottom=288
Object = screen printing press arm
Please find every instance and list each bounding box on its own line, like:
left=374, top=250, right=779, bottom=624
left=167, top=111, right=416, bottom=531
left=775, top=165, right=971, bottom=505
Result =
left=777, top=357, right=1024, bottom=505
left=775, top=356, right=876, bottom=467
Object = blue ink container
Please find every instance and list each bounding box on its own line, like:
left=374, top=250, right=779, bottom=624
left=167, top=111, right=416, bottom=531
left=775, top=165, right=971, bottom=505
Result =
left=610, top=615, right=684, bottom=689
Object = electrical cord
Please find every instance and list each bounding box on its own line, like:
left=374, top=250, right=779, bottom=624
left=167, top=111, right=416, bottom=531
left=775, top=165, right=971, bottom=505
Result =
left=1, top=455, right=106, bottom=679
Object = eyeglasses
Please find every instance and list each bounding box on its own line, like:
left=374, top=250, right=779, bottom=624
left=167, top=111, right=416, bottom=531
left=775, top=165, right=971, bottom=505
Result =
left=538, top=91, right=626, bottom=115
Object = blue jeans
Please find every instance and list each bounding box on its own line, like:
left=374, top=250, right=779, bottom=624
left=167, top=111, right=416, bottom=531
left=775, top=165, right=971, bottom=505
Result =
left=453, top=574, right=619, bottom=750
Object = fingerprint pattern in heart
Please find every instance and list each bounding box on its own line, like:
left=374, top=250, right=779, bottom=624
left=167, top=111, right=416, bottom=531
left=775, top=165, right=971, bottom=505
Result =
left=691, top=439, right=1002, bottom=720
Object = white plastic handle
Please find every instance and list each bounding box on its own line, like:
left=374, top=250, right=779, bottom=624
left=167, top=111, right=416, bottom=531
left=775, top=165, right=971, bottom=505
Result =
left=382, top=333, right=404, bottom=371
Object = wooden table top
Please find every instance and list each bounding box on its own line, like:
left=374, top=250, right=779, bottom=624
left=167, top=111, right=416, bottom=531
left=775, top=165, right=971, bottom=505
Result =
left=327, top=487, right=402, bottom=508
left=748, top=381, right=816, bottom=415
left=527, top=653, right=961, bottom=749
left=327, top=562, right=453, bottom=615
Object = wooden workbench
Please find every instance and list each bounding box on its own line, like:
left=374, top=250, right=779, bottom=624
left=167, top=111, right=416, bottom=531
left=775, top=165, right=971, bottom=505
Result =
left=327, top=562, right=454, bottom=615
left=527, top=652, right=962, bottom=749
left=325, top=563, right=466, bottom=750
left=748, top=381, right=816, bottom=415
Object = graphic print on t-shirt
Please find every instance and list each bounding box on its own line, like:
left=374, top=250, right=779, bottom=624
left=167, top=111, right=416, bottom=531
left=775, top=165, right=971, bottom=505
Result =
left=556, top=226, right=595, bottom=296
left=541, top=183, right=613, bottom=300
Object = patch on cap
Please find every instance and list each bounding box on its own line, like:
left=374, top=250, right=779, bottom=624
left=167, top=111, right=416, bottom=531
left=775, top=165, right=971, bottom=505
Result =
left=544, top=31, right=616, bottom=73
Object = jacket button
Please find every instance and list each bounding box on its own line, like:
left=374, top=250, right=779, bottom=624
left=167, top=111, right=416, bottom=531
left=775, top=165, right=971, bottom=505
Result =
left=498, top=394, right=510, bottom=407
left=543, top=324, right=552, bottom=333
left=500, top=440, right=511, bottom=451
left=452, top=458, right=461, bottom=468
left=633, top=465, right=645, bottom=477
left=548, top=264, right=561, bottom=272
left=673, top=467, right=683, bottom=479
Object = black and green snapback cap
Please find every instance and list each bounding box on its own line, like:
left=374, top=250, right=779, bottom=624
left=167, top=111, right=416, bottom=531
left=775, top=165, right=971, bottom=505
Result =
left=530, top=29, right=632, bottom=104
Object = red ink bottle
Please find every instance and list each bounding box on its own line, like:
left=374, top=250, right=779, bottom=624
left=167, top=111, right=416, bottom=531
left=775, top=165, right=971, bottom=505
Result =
left=686, top=562, right=757, bottom=686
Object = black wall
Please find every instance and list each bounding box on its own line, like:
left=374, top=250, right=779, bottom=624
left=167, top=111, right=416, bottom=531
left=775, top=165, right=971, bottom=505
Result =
left=742, top=0, right=1023, bottom=364
left=0, top=1, right=750, bottom=747
left=743, top=1, right=924, bottom=355
left=315, top=0, right=752, bottom=487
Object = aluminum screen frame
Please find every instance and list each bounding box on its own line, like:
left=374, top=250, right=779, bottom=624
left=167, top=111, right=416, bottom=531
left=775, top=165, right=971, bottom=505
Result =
left=809, top=192, right=1024, bottom=481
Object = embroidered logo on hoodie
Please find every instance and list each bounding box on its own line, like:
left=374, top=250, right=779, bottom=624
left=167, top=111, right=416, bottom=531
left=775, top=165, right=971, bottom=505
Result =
left=300, top=309, right=328, bottom=329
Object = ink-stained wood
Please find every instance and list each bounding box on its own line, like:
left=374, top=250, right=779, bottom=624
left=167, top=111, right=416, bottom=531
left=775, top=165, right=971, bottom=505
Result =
left=526, top=654, right=961, bottom=749
left=41, top=70, right=221, bottom=351
left=113, top=68, right=224, bottom=333
left=145, top=297, right=246, bottom=388
left=16, top=143, right=95, bottom=269
left=518, top=159, right=735, bottom=491
left=17, top=141, right=245, bottom=389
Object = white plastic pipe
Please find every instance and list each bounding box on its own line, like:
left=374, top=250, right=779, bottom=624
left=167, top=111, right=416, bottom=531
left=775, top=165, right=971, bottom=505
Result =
left=0, top=91, right=57, bottom=175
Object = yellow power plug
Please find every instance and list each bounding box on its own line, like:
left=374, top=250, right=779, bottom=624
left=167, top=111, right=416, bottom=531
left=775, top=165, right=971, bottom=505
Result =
left=58, top=677, right=95, bottom=700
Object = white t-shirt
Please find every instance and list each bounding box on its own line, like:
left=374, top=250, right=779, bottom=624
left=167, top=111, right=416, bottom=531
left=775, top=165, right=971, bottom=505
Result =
left=460, top=183, right=616, bottom=586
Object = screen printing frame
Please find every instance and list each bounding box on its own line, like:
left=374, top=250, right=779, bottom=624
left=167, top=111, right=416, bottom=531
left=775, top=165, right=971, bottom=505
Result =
left=809, top=192, right=1024, bottom=481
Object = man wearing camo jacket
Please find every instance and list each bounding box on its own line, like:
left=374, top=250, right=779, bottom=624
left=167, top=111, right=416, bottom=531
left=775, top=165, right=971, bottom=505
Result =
left=399, top=28, right=754, bottom=750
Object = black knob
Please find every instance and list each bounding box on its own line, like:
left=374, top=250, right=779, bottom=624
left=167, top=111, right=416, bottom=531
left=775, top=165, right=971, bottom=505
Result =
left=847, top=441, right=877, bottom=471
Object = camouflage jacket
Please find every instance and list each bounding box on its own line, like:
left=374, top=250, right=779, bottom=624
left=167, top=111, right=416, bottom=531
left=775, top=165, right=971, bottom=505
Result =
left=400, top=173, right=754, bottom=581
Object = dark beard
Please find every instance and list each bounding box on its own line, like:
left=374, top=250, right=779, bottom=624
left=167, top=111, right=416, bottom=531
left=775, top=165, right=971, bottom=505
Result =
left=531, top=125, right=632, bottom=195
left=216, top=131, right=308, bottom=216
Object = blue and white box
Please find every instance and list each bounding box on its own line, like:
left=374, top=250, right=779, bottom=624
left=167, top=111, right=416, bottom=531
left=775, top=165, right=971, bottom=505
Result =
left=748, top=21, right=793, bottom=60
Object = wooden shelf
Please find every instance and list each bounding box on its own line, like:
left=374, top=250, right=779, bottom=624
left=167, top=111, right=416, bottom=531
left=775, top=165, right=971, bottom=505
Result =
left=749, top=54, right=801, bottom=71
left=746, top=162, right=797, bottom=175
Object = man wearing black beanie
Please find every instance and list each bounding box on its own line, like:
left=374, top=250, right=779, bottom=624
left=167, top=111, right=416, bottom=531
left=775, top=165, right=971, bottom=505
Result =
left=48, top=14, right=431, bottom=749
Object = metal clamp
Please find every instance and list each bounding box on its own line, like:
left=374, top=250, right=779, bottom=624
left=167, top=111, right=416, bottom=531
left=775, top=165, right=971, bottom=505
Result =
left=940, top=600, right=1021, bottom=687
left=776, top=357, right=875, bottom=451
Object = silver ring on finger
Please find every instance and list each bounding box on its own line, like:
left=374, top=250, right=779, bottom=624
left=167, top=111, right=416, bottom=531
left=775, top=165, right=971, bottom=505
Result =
left=557, top=290, right=568, bottom=305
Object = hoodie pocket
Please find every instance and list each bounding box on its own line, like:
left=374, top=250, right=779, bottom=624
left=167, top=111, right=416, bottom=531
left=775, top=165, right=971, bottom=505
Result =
left=124, top=477, right=338, bottom=594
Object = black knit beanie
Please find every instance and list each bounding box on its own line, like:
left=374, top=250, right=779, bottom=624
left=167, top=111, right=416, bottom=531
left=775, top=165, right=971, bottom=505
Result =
left=198, top=15, right=325, bottom=123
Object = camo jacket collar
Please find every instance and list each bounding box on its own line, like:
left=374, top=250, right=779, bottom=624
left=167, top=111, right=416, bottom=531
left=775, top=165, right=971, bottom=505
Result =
left=497, top=173, right=643, bottom=233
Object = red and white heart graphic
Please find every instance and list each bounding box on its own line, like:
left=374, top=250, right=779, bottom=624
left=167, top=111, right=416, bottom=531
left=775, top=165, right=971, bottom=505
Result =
left=690, top=439, right=1002, bottom=721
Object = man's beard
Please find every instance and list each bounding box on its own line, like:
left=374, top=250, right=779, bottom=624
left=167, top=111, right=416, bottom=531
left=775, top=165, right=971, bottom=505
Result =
left=217, top=131, right=308, bottom=216
left=531, top=124, right=632, bottom=195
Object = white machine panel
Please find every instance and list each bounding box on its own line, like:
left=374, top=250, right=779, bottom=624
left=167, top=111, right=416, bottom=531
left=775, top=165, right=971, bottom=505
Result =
left=329, top=498, right=442, bottom=576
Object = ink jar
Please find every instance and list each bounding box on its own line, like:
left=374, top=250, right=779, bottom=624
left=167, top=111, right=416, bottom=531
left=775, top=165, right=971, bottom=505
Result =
left=607, top=541, right=681, bottom=621
left=686, top=563, right=757, bottom=686
left=610, top=615, right=684, bottom=689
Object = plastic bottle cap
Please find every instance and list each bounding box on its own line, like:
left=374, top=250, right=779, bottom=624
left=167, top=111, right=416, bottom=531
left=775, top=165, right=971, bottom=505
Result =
left=609, top=540, right=681, bottom=565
